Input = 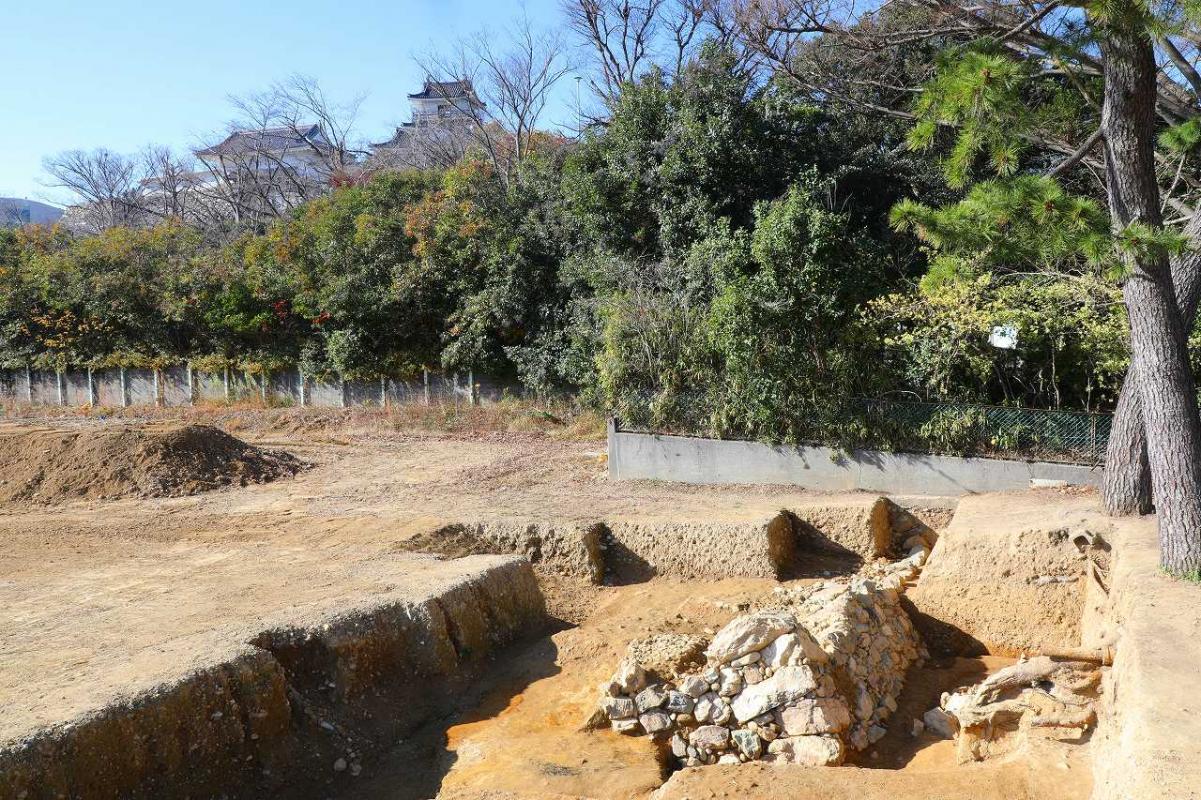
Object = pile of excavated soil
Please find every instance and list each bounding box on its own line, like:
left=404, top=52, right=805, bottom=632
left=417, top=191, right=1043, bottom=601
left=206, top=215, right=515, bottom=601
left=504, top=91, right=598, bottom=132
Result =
left=0, top=424, right=304, bottom=504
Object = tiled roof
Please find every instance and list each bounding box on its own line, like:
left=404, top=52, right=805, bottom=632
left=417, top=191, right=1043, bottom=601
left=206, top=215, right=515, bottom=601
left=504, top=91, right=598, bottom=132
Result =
left=408, top=79, right=476, bottom=100
left=370, top=125, right=415, bottom=149
left=195, top=124, right=327, bottom=157
left=371, top=117, right=474, bottom=150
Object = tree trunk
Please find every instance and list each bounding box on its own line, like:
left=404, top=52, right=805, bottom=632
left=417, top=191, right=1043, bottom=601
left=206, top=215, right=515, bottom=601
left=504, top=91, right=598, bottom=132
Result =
left=1102, top=211, right=1201, bottom=516
left=1100, top=9, right=1201, bottom=574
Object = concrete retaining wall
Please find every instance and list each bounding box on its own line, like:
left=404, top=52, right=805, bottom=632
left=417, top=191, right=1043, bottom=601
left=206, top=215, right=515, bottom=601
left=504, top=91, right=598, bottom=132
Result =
left=608, top=424, right=1102, bottom=495
left=0, top=367, right=523, bottom=409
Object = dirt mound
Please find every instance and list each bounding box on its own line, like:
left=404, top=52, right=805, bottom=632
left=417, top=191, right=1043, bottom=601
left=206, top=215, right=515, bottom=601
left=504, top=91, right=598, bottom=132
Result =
left=0, top=424, right=304, bottom=504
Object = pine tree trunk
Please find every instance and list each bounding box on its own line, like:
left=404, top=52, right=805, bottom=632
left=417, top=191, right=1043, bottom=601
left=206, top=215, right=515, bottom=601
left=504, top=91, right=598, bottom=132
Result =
left=1100, top=10, right=1201, bottom=573
left=1102, top=212, right=1201, bottom=516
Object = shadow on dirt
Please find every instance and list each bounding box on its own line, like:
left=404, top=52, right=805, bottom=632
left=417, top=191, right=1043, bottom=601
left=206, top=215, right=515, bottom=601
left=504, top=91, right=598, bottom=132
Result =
left=332, top=634, right=564, bottom=800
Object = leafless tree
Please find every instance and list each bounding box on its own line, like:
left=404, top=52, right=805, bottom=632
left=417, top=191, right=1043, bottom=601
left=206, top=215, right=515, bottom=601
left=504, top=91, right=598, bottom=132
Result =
left=564, top=0, right=666, bottom=105
left=42, top=149, right=144, bottom=232
left=366, top=121, right=475, bottom=173
left=416, top=16, right=573, bottom=185
left=0, top=202, right=29, bottom=227
left=194, top=75, right=367, bottom=228
left=139, top=145, right=202, bottom=221
left=563, top=0, right=759, bottom=109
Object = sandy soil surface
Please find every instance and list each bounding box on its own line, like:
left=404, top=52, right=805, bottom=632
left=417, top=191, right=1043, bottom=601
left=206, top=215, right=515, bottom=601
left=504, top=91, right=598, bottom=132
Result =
left=0, top=534, right=526, bottom=748
left=1, top=416, right=1090, bottom=800
left=342, top=582, right=1090, bottom=800
left=0, top=421, right=916, bottom=750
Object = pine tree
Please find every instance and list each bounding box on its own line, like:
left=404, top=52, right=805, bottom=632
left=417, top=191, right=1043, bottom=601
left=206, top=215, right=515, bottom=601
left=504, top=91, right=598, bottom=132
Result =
left=739, top=0, right=1201, bottom=574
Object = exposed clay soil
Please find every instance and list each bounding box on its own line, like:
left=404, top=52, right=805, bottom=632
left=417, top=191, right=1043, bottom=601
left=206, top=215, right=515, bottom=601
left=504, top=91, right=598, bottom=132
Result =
left=341, top=579, right=1091, bottom=800
left=0, top=413, right=1099, bottom=800
left=0, top=422, right=304, bottom=504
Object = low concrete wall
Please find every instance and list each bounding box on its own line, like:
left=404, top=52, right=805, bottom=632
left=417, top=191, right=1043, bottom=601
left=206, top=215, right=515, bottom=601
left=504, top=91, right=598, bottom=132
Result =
left=0, top=367, right=523, bottom=409
left=608, top=424, right=1102, bottom=495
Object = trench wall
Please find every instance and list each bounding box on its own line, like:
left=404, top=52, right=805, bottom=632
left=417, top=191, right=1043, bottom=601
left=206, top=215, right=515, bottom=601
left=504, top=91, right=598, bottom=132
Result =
left=608, top=424, right=1101, bottom=495
left=1088, top=519, right=1201, bottom=800
left=402, top=500, right=894, bottom=587
left=0, top=556, right=546, bottom=800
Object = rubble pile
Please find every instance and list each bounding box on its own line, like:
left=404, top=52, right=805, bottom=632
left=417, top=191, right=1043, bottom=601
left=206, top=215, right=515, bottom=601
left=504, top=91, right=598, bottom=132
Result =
left=920, top=653, right=1104, bottom=763
left=867, top=530, right=934, bottom=591
left=597, top=577, right=927, bottom=767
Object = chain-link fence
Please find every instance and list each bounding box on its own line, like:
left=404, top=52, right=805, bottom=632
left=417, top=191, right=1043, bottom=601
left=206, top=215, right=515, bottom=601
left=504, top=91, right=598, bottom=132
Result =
left=613, top=392, right=1112, bottom=465
left=849, top=398, right=1111, bottom=464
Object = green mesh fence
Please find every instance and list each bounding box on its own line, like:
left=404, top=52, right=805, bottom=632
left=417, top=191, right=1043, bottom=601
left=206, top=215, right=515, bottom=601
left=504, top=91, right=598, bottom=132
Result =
left=613, top=394, right=1111, bottom=465
left=849, top=398, right=1110, bottom=464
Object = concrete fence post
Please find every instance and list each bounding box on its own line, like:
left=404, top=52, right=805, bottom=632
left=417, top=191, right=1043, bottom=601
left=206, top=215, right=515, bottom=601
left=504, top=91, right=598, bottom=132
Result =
left=298, top=367, right=307, bottom=407
left=56, top=369, right=66, bottom=406
left=25, top=364, right=33, bottom=405
left=260, top=371, right=268, bottom=405
left=423, top=368, right=431, bottom=405
left=87, top=367, right=98, bottom=408
left=469, top=369, right=478, bottom=406
left=186, top=363, right=195, bottom=406
left=340, top=378, right=350, bottom=409
left=380, top=375, right=388, bottom=409
left=153, top=369, right=163, bottom=408
left=119, top=366, right=130, bottom=408
left=223, top=367, right=231, bottom=404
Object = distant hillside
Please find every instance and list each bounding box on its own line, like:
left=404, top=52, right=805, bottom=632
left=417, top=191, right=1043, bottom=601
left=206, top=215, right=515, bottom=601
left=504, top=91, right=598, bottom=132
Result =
left=0, top=197, right=64, bottom=227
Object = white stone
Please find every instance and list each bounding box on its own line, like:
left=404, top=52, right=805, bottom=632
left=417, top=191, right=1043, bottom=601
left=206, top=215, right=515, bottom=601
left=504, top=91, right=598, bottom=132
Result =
left=679, top=675, right=709, bottom=698
left=718, top=667, right=743, bottom=697
left=612, top=718, right=641, bottom=734
left=635, top=684, right=668, bottom=713
left=610, top=657, right=648, bottom=695
left=768, top=734, right=844, bottom=766
left=743, top=665, right=765, bottom=685
left=705, top=610, right=797, bottom=665
left=693, top=692, right=717, bottom=724
left=731, top=651, right=761, bottom=667
left=717, top=753, right=741, bottom=765
left=639, top=709, right=673, bottom=733
left=671, top=733, right=689, bottom=758
left=778, top=697, right=852, bottom=735
left=923, top=707, right=958, bottom=739
left=689, top=725, right=731, bottom=751
left=601, top=695, right=636, bottom=720
left=760, top=633, right=797, bottom=668
left=731, top=665, right=818, bottom=722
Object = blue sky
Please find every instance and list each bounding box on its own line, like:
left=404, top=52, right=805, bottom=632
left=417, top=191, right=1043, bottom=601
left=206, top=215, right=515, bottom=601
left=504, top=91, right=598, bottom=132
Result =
left=0, top=0, right=578, bottom=204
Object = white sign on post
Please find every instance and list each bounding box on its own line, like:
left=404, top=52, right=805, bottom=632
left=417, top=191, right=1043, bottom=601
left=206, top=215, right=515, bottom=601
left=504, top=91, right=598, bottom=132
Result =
left=989, top=324, right=1019, bottom=350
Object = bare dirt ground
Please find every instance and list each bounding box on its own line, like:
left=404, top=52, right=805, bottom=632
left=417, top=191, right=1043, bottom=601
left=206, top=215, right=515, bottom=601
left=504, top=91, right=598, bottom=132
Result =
left=0, top=417, right=891, bottom=750
left=0, top=412, right=1088, bottom=799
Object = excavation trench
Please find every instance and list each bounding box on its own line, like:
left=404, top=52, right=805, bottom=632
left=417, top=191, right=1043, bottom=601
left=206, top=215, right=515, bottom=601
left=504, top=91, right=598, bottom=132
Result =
left=344, top=498, right=1105, bottom=800
left=0, top=556, right=550, bottom=800
left=2, top=496, right=1112, bottom=800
